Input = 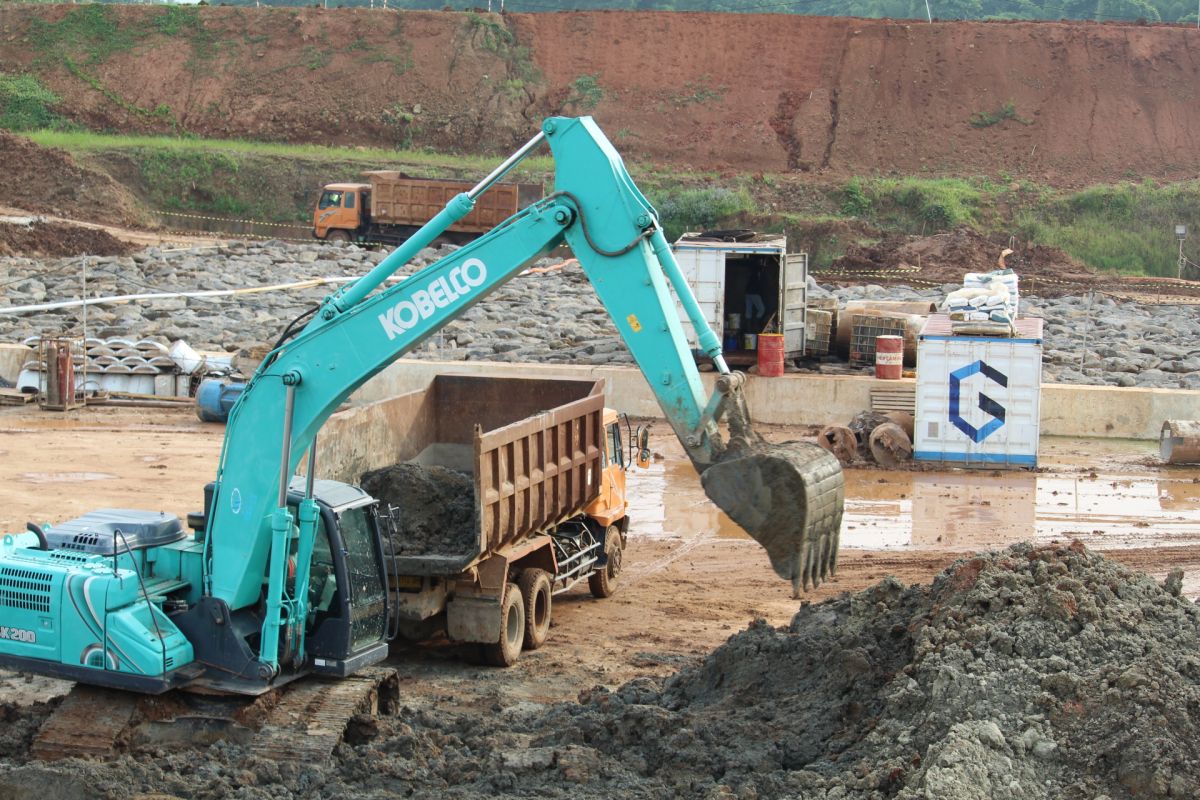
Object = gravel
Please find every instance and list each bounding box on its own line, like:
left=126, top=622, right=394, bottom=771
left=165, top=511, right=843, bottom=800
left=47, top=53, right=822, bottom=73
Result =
left=0, top=240, right=1197, bottom=388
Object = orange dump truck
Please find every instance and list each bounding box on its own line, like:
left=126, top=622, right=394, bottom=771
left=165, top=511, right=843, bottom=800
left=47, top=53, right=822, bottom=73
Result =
left=312, top=172, right=543, bottom=247
left=314, top=374, right=647, bottom=666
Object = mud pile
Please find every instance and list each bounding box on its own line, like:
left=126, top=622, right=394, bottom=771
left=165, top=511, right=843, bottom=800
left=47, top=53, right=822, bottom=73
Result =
left=339, top=541, right=1200, bottom=799
left=0, top=133, right=144, bottom=227
left=359, top=463, right=477, bottom=557
left=0, top=221, right=134, bottom=258
left=4, top=542, right=1200, bottom=799
left=831, top=228, right=1101, bottom=295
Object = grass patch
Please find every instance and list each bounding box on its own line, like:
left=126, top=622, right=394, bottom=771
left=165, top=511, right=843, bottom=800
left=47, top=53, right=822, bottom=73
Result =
left=671, top=77, right=725, bottom=106
left=969, top=101, right=1032, bottom=128
left=1017, top=180, right=1200, bottom=277
left=25, top=128, right=557, bottom=177
left=28, top=5, right=144, bottom=67
left=648, top=186, right=757, bottom=241
left=0, top=73, right=73, bottom=132
left=566, top=74, right=604, bottom=112
left=843, top=177, right=986, bottom=231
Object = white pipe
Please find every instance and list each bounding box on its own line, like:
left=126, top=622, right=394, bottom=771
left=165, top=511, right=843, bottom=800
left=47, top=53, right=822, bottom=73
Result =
left=0, top=276, right=371, bottom=316
left=1, top=259, right=554, bottom=318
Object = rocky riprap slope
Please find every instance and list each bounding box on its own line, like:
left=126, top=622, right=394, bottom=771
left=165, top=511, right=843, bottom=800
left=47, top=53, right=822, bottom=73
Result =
left=1, top=241, right=1197, bottom=388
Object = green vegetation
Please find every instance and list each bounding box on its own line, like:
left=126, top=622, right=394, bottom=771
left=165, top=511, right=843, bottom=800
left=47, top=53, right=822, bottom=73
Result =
left=648, top=186, right=757, bottom=241
left=1017, top=180, right=1200, bottom=276
left=671, top=78, right=725, bottom=107
left=969, top=101, right=1032, bottom=128
left=136, top=149, right=246, bottom=214
left=567, top=74, right=604, bottom=112
left=27, top=5, right=143, bottom=67
left=463, top=12, right=539, bottom=85
left=184, top=0, right=1197, bottom=23
left=0, top=73, right=71, bottom=132
left=25, top=128, right=557, bottom=176
left=840, top=176, right=986, bottom=230
left=18, top=128, right=1197, bottom=277
left=303, top=45, right=333, bottom=70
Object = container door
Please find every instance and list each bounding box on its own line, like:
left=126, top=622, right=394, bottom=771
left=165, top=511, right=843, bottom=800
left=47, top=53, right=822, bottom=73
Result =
left=672, top=248, right=724, bottom=350
left=782, top=252, right=808, bottom=355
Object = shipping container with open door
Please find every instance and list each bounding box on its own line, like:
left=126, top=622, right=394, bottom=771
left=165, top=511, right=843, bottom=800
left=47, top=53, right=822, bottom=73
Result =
left=671, top=232, right=806, bottom=368
left=782, top=252, right=808, bottom=355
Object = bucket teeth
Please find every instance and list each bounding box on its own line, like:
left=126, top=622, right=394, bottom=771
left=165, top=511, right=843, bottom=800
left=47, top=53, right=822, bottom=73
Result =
left=701, top=442, right=844, bottom=597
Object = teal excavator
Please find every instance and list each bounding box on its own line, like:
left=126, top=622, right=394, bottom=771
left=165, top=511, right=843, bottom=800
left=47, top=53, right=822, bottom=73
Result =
left=0, top=117, right=843, bottom=698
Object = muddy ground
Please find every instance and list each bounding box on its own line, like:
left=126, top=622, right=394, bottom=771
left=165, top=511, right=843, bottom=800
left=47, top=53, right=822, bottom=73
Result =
left=0, top=405, right=1199, bottom=797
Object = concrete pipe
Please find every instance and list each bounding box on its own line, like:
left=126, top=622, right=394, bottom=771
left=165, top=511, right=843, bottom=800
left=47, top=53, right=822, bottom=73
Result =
left=869, top=422, right=913, bottom=468
left=1160, top=420, right=1200, bottom=464
left=817, top=425, right=857, bottom=465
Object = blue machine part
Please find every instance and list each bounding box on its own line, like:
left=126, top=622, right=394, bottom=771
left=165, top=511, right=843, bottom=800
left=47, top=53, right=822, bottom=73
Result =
left=196, top=379, right=246, bottom=423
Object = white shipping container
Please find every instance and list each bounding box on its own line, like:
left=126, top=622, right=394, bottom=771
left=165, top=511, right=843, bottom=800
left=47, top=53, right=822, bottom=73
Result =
left=914, top=316, right=1043, bottom=469
left=671, top=233, right=807, bottom=362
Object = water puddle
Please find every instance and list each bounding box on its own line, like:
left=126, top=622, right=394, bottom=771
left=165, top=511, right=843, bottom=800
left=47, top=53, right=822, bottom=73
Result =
left=20, top=471, right=119, bottom=484
left=628, top=438, right=1200, bottom=552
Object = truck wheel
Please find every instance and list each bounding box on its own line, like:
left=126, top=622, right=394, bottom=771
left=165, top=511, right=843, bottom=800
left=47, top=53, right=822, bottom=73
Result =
left=327, top=229, right=351, bottom=245
left=483, top=582, right=525, bottom=667
left=588, top=526, right=623, bottom=599
left=518, top=568, right=552, bottom=651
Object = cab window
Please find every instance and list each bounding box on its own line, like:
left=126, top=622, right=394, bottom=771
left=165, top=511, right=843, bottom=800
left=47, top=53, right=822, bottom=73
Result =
left=345, top=192, right=355, bottom=209
left=607, top=423, right=624, bottom=468
left=318, top=191, right=343, bottom=210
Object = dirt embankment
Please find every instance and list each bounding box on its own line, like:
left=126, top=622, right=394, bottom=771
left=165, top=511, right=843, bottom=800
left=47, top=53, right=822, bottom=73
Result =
left=0, top=132, right=145, bottom=227
left=2, top=7, right=1199, bottom=182
left=0, top=220, right=134, bottom=258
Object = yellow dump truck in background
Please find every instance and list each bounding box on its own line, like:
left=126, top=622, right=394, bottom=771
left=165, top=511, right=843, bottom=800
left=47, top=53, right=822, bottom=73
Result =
left=312, top=172, right=543, bottom=247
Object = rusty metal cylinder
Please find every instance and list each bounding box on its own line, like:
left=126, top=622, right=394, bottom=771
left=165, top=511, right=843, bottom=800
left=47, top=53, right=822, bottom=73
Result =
left=875, top=335, right=903, bottom=379
left=1161, top=420, right=1200, bottom=464
left=757, top=334, right=785, bottom=378
left=817, top=424, right=857, bottom=464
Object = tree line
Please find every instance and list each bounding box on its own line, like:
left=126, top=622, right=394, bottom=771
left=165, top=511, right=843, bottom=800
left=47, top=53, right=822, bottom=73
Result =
left=70, top=0, right=1199, bottom=24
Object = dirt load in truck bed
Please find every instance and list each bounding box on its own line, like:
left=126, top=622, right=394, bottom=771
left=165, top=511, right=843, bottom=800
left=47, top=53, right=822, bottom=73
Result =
left=360, top=463, right=476, bottom=557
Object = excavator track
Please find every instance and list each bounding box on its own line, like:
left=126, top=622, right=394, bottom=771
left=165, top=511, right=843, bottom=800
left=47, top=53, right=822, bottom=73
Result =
left=32, top=686, right=139, bottom=761
left=31, top=668, right=398, bottom=763
left=248, top=667, right=398, bottom=764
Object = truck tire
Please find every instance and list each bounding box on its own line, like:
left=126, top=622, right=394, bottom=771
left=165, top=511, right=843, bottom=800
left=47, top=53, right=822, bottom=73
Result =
left=588, top=525, right=623, bottom=599
left=482, top=582, right=525, bottom=667
left=518, top=568, right=552, bottom=651
left=326, top=229, right=351, bottom=245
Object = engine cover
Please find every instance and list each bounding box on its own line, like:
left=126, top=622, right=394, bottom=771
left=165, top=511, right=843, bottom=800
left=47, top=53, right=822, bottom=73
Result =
left=44, top=510, right=186, bottom=555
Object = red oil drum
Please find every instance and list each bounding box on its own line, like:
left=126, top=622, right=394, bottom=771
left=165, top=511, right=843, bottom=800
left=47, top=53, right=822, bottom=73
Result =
left=875, top=335, right=903, bottom=379
left=757, top=333, right=786, bottom=378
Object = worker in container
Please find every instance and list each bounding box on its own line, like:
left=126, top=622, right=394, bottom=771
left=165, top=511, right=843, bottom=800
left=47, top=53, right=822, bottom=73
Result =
left=744, top=263, right=767, bottom=332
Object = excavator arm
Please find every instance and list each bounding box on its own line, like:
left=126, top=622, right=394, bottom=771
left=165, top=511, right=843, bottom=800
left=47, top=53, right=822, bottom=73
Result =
left=203, top=117, right=843, bottom=672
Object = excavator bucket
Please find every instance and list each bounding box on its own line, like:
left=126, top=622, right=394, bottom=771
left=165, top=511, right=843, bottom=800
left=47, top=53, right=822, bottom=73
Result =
left=698, top=397, right=845, bottom=597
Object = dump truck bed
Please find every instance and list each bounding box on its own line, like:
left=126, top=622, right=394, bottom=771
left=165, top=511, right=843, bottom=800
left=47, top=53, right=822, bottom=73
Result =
left=363, top=172, right=543, bottom=233
left=316, top=374, right=606, bottom=575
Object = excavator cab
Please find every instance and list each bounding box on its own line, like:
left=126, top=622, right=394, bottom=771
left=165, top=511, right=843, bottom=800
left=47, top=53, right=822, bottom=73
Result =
left=283, top=480, right=390, bottom=677
left=180, top=479, right=390, bottom=690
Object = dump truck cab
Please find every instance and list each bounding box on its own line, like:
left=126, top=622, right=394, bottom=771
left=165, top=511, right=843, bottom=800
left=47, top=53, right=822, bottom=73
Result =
left=313, top=182, right=370, bottom=243
left=585, top=409, right=643, bottom=529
